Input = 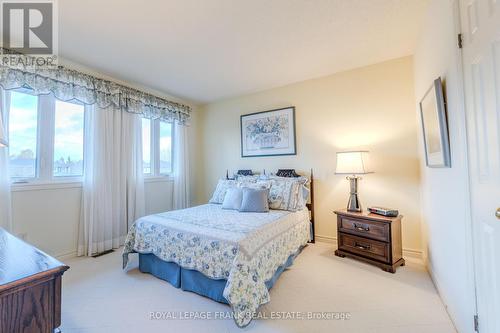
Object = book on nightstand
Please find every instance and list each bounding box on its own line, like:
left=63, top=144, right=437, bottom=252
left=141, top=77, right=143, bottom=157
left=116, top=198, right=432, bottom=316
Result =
left=367, top=206, right=399, bottom=217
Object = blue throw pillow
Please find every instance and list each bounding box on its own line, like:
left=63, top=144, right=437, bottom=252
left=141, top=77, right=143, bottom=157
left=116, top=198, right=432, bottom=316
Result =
left=239, top=188, right=269, bottom=213
left=222, top=187, right=243, bottom=210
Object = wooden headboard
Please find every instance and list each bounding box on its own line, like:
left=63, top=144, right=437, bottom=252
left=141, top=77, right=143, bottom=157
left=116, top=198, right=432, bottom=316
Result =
left=237, top=169, right=253, bottom=176
left=225, top=169, right=254, bottom=179
left=276, top=169, right=300, bottom=177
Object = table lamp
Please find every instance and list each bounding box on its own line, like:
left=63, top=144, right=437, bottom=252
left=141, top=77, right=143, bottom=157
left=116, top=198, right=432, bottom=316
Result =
left=0, top=114, right=7, bottom=147
left=335, top=151, right=372, bottom=212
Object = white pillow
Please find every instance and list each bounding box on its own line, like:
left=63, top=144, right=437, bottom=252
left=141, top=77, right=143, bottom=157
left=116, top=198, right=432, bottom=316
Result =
left=209, top=179, right=237, bottom=204
left=268, top=179, right=295, bottom=211
left=236, top=176, right=259, bottom=188
left=268, top=176, right=307, bottom=211
left=235, top=175, right=260, bottom=183
left=296, top=185, right=310, bottom=210
left=222, top=187, right=243, bottom=210
left=237, top=180, right=271, bottom=190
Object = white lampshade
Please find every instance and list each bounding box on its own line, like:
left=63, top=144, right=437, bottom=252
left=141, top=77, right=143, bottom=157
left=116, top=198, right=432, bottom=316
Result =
left=335, top=151, right=372, bottom=175
left=0, top=114, right=7, bottom=148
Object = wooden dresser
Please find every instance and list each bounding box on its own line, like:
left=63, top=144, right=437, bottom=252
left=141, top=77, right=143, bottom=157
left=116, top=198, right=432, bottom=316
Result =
left=0, top=228, right=69, bottom=333
left=334, top=209, right=404, bottom=273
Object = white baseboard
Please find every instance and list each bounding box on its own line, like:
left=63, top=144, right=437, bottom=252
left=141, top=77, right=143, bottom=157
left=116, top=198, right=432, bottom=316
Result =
left=401, top=247, right=424, bottom=264
left=315, top=234, right=424, bottom=265
left=56, top=251, right=77, bottom=261
left=315, top=234, right=336, bottom=244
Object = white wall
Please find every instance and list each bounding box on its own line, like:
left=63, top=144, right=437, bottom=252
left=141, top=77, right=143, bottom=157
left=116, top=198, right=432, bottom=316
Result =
left=12, top=184, right=82, bottom=258
left=413, top=1, right=475, bottom=332
left=11, top=179, right=175, bottom=258
left=144, top=179, right=174, bottom=215
left=197, top=57, right=423, bottom=255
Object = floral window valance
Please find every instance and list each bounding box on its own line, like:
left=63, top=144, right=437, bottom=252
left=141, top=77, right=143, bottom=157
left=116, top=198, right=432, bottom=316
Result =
left=0, top=49, right=191, bottom=124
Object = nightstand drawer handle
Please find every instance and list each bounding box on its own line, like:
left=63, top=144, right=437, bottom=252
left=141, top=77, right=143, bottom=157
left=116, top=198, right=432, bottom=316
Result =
left=354, top=242, right=371, bottom=251
left=353, top=223, right=370, bottom=232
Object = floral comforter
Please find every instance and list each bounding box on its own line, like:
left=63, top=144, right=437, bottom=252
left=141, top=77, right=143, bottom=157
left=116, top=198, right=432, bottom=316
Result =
left=122, top=204, right=311, bottom=327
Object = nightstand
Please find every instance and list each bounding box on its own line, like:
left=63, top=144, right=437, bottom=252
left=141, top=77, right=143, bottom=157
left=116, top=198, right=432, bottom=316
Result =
left=334, top=209, right=405, bottom=273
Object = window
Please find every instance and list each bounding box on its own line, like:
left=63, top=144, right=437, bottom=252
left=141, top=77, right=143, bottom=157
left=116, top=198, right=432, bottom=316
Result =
left=142, top=118, right=152, bottom=174
left=53, top=101, right=85, bottom=177
left=7, top=90, right=86, bottom=182
left=141, top=119, right=173, bottom=176
left=159, top=121, right=172, bottom=174
left=8, top=91, right=39, bottom=178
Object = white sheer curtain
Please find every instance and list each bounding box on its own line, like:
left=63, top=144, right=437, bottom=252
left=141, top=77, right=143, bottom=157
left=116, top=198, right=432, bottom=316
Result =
left=78, top=105, right=145, bottom=256
left=173, top=120, right=190, bottom=210
left=0, top=89, right=12, bottom=231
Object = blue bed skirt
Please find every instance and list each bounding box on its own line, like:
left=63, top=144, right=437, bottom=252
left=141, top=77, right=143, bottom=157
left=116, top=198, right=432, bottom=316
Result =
left=139, top=246, right=304, bottom=304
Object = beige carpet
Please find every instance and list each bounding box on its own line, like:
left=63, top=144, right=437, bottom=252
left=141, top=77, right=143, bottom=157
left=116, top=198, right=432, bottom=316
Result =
left=60, top=242, right=456, bottom=333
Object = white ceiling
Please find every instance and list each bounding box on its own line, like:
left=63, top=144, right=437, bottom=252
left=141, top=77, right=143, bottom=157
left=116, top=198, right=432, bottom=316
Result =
left=59, top=0, right=428, bottom=104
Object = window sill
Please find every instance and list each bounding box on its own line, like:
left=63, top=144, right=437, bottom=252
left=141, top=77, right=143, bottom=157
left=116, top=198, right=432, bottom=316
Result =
left=10, top=176, right=173, bottom=192
left=11, top=180, right=83, bottom=192
left=144, top=175, right=173, bottom=183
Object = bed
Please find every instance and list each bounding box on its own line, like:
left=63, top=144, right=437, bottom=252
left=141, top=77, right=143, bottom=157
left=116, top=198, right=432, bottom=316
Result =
left=122, top=169, right=315, bottom=328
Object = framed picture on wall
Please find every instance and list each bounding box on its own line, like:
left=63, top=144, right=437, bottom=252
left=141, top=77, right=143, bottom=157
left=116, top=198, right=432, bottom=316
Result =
left=240, top=107, right=296, bottom=157
left=419, top=77, right=451, bottom=168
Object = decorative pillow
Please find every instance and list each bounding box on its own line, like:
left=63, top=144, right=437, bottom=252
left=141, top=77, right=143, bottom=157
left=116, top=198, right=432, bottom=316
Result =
left=268, top=177, right=306, bottom=211
left=239, top=188, right=270, bottom=213
left=209, top=179, right=237, bottom=204
left=296, top=185, right=310, bottom=210
left=235, top=175, right=260, bottom=187
left=222, top=187, right=243, bottom=210
left=259, top=173, right=270, bottom=181
left=238, top=180, right=271, bottom=190
left=269, top=175, right=308, bottom=184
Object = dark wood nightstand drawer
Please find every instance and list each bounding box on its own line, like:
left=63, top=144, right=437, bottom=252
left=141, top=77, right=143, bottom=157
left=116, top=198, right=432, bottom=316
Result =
left=339, top=216, right=389, bottom=242
left=335, top=209, right=404, bottom=273
left=338, top=233, right=390, bottom=263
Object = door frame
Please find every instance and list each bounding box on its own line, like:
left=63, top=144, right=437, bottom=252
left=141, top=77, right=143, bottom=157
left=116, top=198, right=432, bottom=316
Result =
left=452, top=0, right=480, bottom=330
left=454, top=0, right=489, bottom=330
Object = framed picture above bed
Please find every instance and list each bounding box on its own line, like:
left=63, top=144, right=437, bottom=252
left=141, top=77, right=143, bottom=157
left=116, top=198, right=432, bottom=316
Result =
left=240, top=106, right=296, bottom=157
left=419, top=77, right=451, bottom=168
